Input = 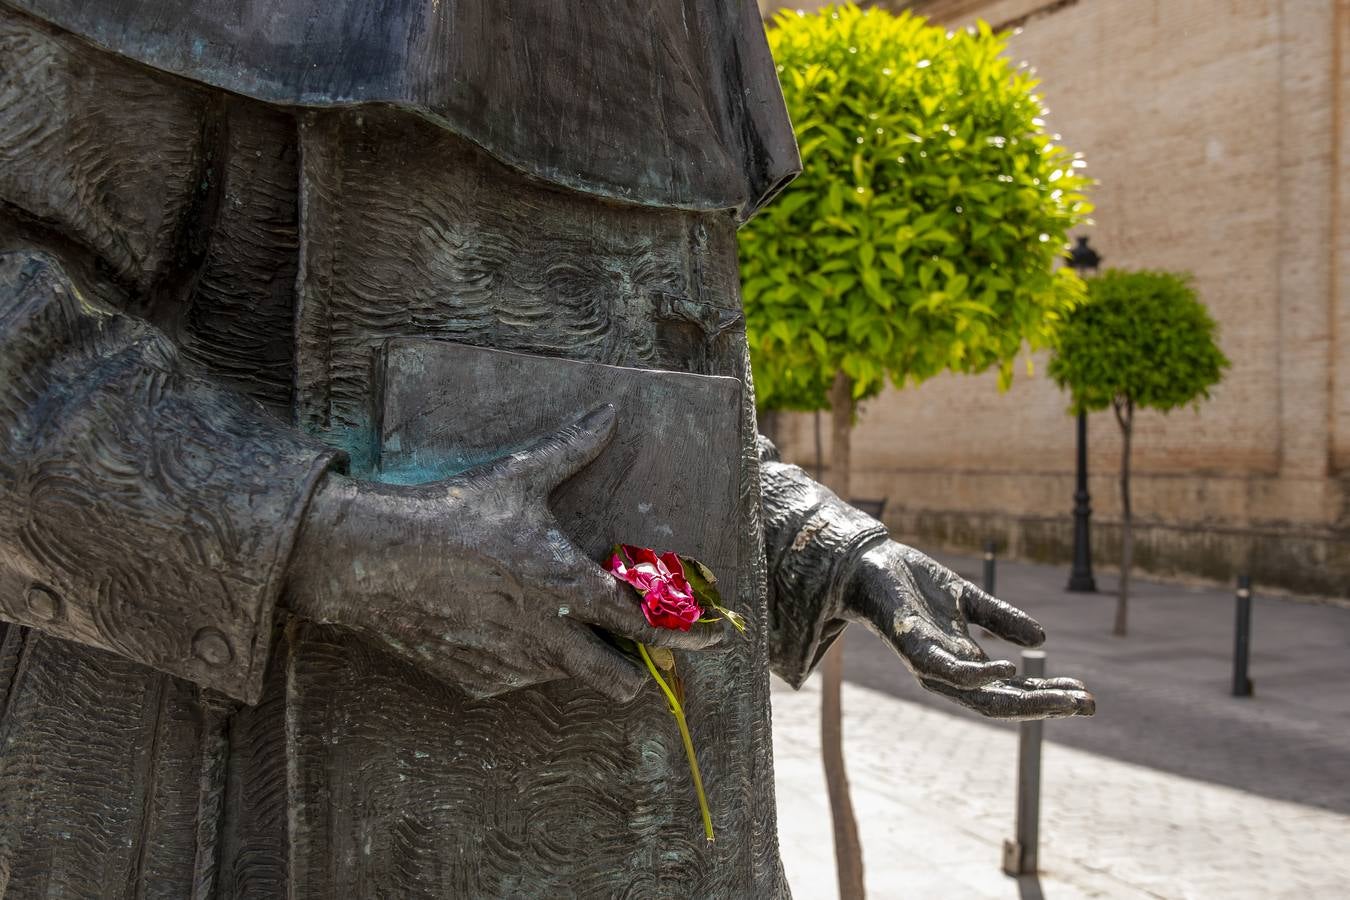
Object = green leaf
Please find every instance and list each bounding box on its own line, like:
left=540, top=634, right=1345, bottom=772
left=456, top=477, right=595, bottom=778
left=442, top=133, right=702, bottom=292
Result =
left=711, top=606, right=748, bottom=634
left=680, top=556, right=724, bottom=610
left=680, top=556, right=747, bottom=635
left=646, top=646, right=676, bottom=673
left=851, top=153, right=867, bottom=186
left=798, top=135, right=828, bottom=159
left=772, top=190, right=814, bottom=218
left=861, top=267, right=884, bottom=298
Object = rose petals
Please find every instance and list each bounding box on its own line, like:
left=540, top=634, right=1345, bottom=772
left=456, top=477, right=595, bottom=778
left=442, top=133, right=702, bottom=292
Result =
left=606, top=544, right=704, bottom=631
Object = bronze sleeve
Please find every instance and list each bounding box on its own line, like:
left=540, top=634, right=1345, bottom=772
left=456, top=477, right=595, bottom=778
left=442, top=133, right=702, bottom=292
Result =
left=757, top=435, right=887, bottom=688
left=0, top=251, right=343, bottom=703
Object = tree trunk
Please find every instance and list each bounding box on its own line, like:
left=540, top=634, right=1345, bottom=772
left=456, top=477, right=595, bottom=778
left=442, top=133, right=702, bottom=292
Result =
left=828, top=372, right=853, bottom=499
left=822, top=370, right=865, bottom=900
left=814, top=409, right=825, bottom=482
left=759, top=409, right=781, bottom=447
left=1113, top=397, right=1134, bottom=637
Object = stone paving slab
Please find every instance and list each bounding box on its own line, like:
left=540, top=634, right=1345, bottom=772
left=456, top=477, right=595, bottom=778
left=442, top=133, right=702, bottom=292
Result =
left=772, top=677, right=1350, bottom=899
left=842, top=553, right=1350, bottom=816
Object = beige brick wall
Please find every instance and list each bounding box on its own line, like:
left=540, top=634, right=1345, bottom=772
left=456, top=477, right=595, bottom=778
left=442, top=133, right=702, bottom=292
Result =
left=767, top=0, right=1350, bottom=594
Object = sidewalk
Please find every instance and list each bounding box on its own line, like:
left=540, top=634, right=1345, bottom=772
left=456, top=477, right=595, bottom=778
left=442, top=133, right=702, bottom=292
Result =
left=771, top=554, right=1350, bottom=899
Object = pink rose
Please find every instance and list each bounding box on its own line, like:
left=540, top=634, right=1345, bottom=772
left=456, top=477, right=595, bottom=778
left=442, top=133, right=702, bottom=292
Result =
left=606, top=545, right=703, bottom=631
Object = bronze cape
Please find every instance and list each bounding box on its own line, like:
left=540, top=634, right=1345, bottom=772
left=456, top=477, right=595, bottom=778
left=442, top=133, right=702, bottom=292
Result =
left=7, top=0, right=799, bottom=221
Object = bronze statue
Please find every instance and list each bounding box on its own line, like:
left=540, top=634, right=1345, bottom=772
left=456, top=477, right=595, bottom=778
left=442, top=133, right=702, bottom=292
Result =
left=0, top=2, right=1093, bottom=896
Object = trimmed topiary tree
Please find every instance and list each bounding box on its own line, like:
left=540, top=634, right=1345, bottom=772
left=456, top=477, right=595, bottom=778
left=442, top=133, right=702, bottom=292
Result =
left=1048, top=269, right=1229, bottom=637
left=740, top=4, right=1091, bottom=897
left=742, top=4, right=1090, bottom=414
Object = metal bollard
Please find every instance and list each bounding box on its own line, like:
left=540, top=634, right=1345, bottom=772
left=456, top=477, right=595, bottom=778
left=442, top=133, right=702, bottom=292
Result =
left=983, top=540, right=997, bottom=595
left=1232, top=575, right=1253, bottom=697
left=1002, top=650, right=1045, bottom=876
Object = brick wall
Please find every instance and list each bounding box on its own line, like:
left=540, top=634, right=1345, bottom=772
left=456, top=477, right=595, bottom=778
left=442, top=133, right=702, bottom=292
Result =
left=766, top=0, right=1350, bottom=595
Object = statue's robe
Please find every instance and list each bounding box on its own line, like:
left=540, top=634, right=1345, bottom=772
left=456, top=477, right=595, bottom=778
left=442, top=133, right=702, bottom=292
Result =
left=0, top=5, right=884, bottom=896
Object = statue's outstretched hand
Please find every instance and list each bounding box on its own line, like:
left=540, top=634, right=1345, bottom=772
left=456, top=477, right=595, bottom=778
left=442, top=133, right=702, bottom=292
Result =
left=841, top=542, right=1095, bottom=720
left=284, top=405, right=717, bottom=702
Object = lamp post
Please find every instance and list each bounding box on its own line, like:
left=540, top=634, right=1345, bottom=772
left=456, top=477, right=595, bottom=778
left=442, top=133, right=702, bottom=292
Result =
left=1066, top=236, right=1099, bottom=592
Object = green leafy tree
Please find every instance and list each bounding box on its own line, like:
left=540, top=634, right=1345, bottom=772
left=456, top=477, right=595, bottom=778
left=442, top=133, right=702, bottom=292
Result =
left=739, top=5, right=1090, bottom=896
left=742, top=5, right=1090, bottom=413
left=1049, top=270, right=1229, bottom=637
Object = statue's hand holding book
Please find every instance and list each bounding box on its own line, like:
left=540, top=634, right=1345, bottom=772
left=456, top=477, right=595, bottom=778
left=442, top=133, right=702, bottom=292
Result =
left=284, top=404, right=720, bottom=703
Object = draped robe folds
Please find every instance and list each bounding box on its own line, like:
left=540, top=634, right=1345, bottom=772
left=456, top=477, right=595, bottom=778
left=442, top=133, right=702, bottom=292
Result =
left=0, top=7, right=887, bottom=897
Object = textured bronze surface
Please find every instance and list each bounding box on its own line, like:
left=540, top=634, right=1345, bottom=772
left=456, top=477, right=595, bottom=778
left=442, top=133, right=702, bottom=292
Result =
left=9, top=0, right=799, bottom=221
left=268, top=342, right=755, bottom=895
left=0, top=4, right=1090, bottom=897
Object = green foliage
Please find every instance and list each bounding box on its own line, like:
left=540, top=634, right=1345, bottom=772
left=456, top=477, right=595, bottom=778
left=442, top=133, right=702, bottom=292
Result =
left=740, top=3, right=1092, bottom=411
left=1048, top=270, right=1230, bottom=414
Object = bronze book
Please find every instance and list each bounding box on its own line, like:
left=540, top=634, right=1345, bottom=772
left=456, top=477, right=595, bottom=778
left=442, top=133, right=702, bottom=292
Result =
left=375, top=337, right=744, bottom=581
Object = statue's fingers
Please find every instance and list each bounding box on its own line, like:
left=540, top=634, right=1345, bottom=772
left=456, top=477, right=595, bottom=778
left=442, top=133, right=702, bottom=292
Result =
left=475, top=404, right=618, bottom=492
left=569, top=576, right=722, bottom=651
left=433, top=648, right=562, bottom=701
left=924, top=678, right=1095, bottom=720
left=554, top=623, right=648, bottom=702
left=1015, top=675, right=1089, bottom=692
left=1006, top=686, right=1095, bottom=719
left=910, top=643, right=1016, bottom=689
left=960, top=584, right=1045, bottom=647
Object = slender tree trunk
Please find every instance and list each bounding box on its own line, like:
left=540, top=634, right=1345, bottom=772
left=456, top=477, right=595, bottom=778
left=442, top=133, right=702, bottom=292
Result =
left=813, top=409, right=825, bottom=482
left=822, top=370, right=865, bottom=900
left=828, top=372, right=853, bottom=499
left=1113, top=397, right=1134, bottom=637
left=759, top=409, right=781, bottom=447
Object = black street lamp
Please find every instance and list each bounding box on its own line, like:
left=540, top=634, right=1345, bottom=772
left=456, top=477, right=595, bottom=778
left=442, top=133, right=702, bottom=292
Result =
left=1066, top=236, right=1099, bottom=592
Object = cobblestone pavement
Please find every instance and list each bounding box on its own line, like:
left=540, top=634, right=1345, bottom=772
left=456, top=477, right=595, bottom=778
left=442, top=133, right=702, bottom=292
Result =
left=772, top=554, right=1350, bottom=899
left=772, top=679, right=1350, bottom=899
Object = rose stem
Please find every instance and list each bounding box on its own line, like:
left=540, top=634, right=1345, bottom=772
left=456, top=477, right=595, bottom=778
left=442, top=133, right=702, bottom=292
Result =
left=638, top=642, right=715, bottom=843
